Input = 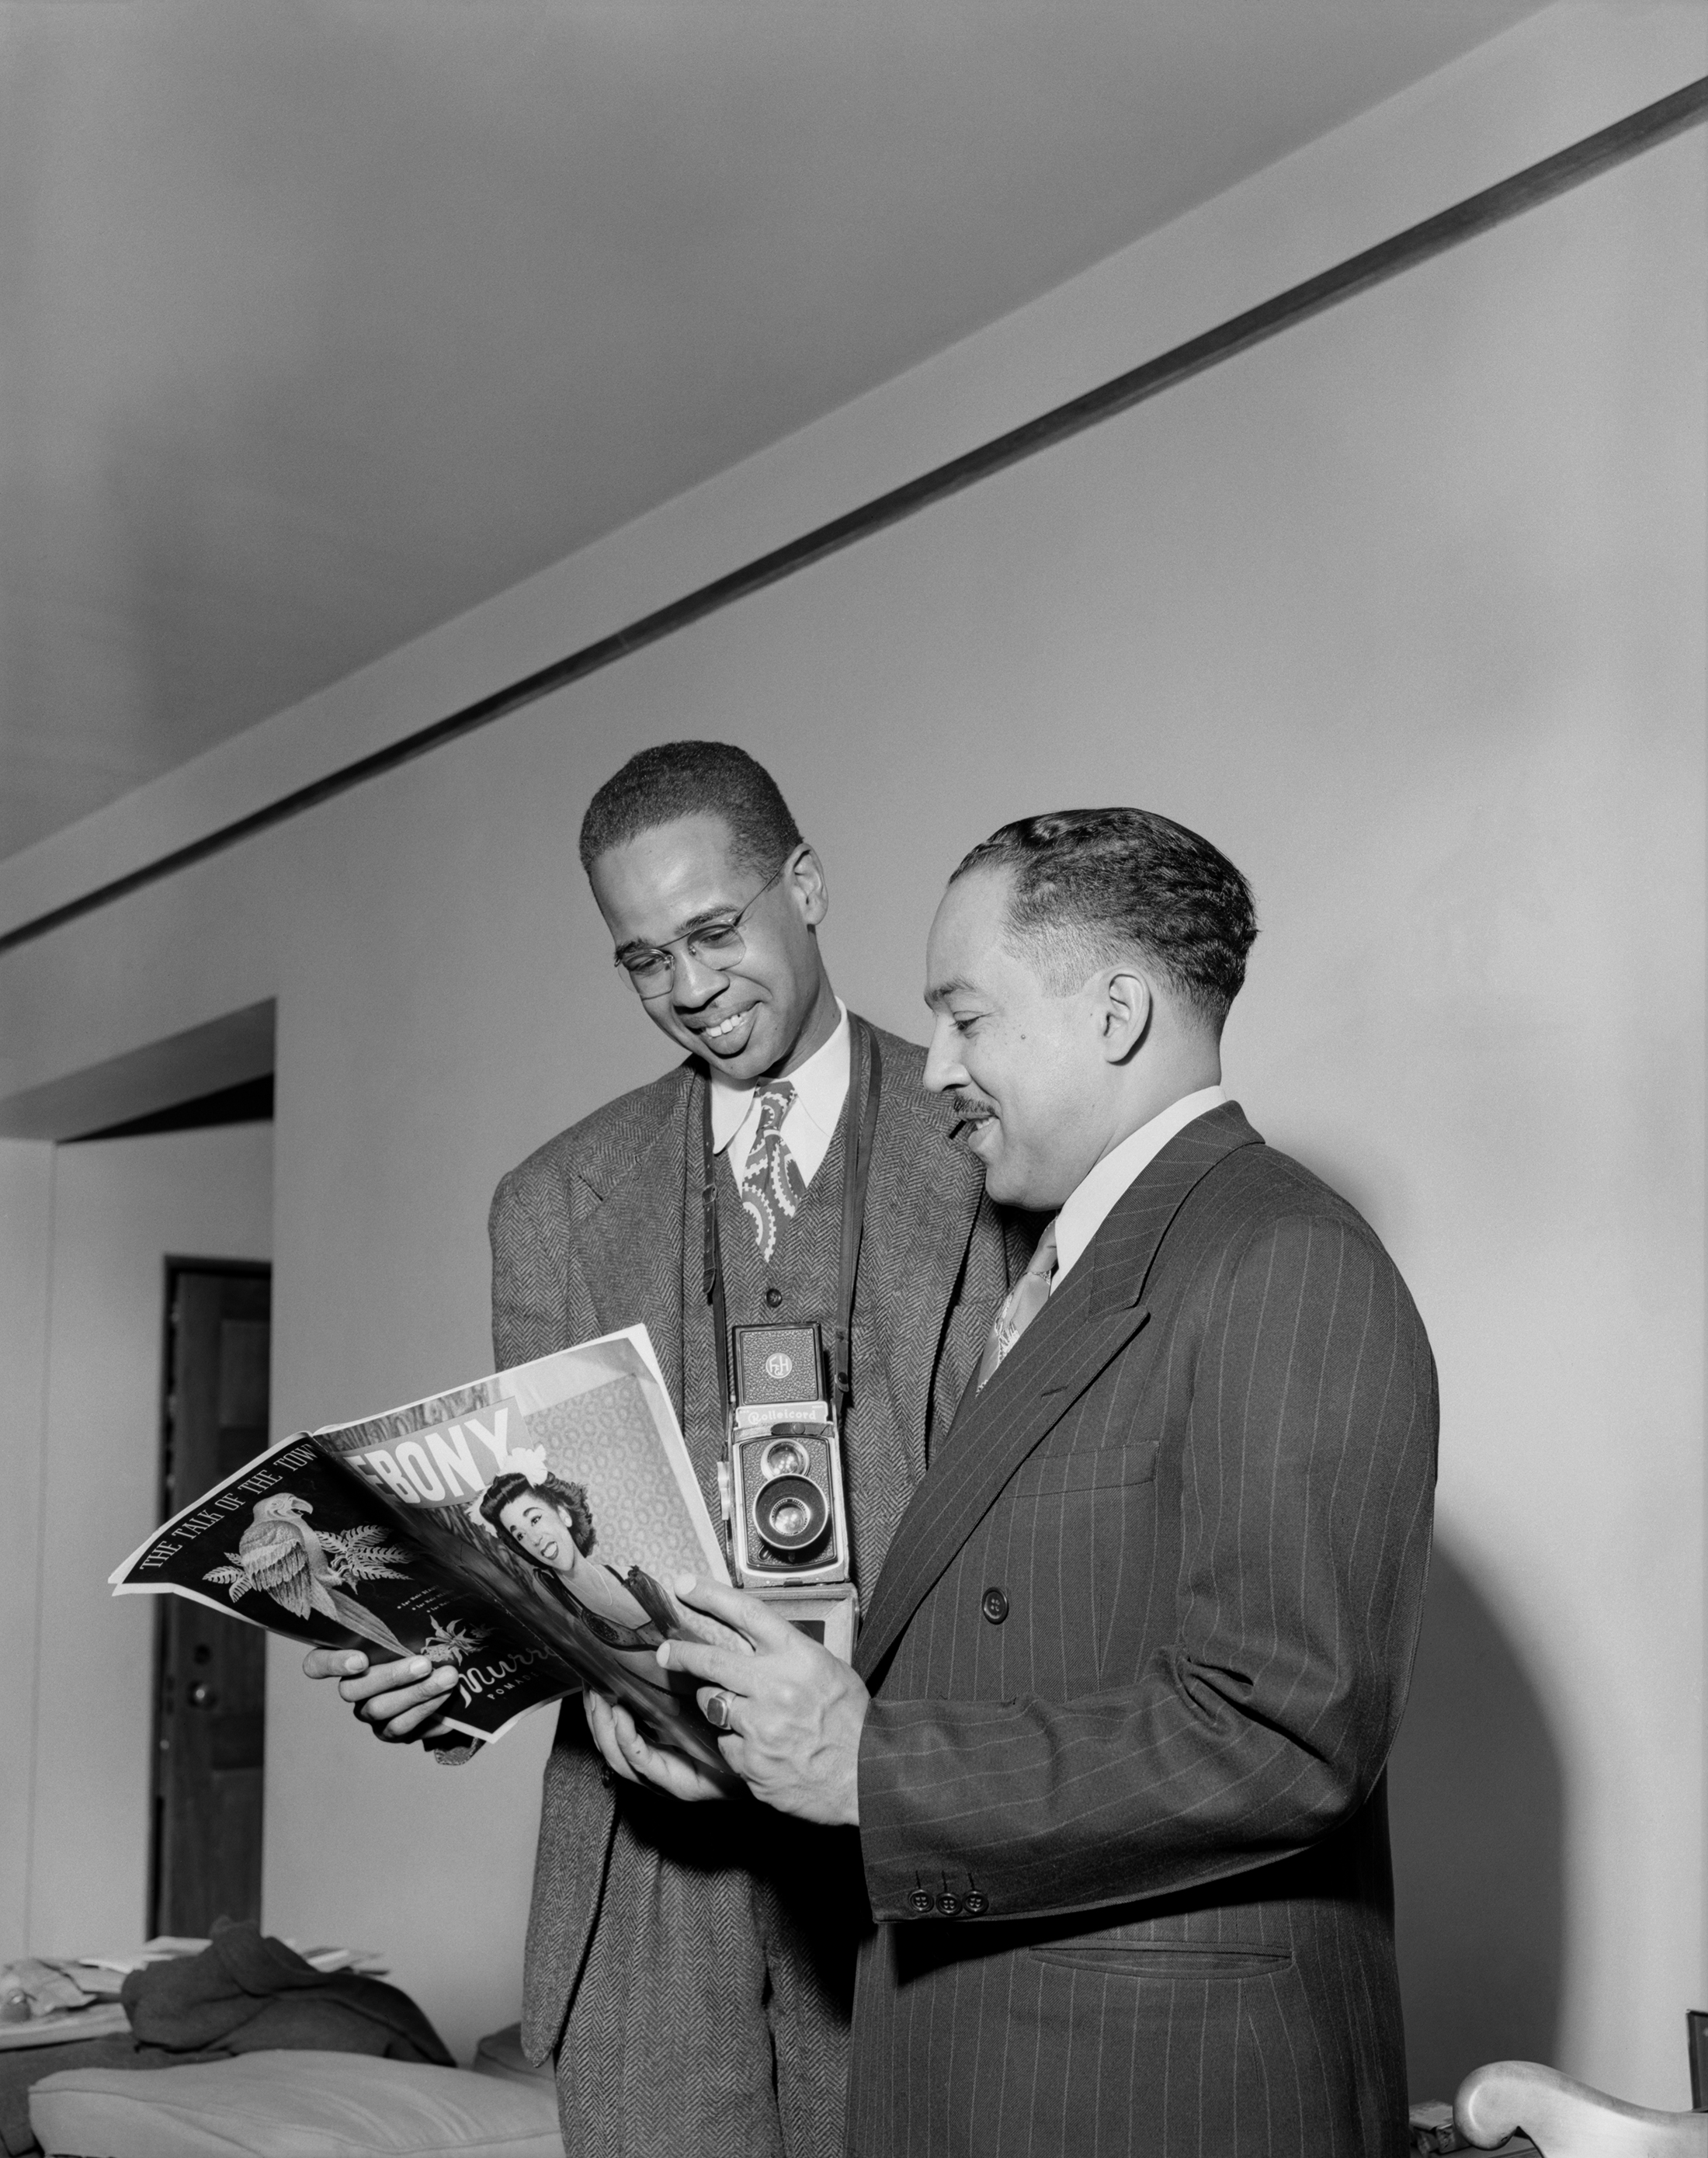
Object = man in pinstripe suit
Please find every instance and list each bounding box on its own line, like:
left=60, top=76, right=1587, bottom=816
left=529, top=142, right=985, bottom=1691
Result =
left=665, top=807, right=1439, bottom=2156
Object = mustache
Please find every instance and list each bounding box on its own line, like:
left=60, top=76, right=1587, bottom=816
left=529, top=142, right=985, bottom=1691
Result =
left=949, top=1096, right=996, bottom=1141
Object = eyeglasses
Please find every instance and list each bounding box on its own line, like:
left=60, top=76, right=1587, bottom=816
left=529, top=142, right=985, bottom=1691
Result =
left=613, top=862, right=787, bottom=999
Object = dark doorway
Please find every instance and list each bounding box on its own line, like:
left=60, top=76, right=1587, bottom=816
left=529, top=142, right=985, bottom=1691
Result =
left=149, top=1261, right=272, bottom=1937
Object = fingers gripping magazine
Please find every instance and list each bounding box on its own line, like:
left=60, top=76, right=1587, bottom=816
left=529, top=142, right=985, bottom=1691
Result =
left=111, top=1327, right=733, bottom=1767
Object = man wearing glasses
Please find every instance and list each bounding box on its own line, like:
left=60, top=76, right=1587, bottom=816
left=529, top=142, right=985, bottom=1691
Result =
left=309, top=740, right=1018, bottom=2158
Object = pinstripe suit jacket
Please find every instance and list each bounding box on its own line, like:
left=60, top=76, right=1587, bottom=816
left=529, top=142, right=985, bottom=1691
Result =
left=848, top=1103, right=1438, bottom=2158
left=487, top=1021, right=1019, bottom=2066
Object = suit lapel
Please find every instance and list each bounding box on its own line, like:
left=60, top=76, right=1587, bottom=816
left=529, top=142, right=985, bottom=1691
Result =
left=575, top=1066, right=698, bottom=1423
left=854, top=1101, right=1263, bottom=1682
left=863, top=1076, right=986, bottom=1457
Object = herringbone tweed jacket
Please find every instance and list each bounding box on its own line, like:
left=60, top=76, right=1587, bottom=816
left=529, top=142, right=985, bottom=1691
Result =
left=848, top=1103, right=1439, bottom=2158
left=488, top=1020, right=1019, bottom=2066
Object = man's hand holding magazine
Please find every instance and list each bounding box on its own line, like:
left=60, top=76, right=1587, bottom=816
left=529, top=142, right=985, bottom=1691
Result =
left=303, top=1646, right=461, bottom=1743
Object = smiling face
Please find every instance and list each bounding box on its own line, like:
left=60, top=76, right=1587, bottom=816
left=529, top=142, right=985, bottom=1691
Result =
left=588, top=812, right=840, bottom=1084
left=498, top=1493, right=581, bottom=1576
left=922, top=867, right=1135, bottom=1211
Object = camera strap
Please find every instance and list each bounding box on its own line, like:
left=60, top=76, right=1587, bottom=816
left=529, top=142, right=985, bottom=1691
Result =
left=700, top=1013, right=884, bottom=1428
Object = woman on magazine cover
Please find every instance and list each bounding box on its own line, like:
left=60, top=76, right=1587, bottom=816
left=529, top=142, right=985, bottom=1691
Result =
left=479, top=1470, right=681, bottom=1681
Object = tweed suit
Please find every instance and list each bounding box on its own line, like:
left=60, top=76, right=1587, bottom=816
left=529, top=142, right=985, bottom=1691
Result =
left=849, top=1103, right=1438, bottom=2158
left=488, top=1021, right=1019, bottom=2156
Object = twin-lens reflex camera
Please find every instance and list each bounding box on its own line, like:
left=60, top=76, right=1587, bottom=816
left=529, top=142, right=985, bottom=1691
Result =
left=717, top=1322, right=859, bottom=1659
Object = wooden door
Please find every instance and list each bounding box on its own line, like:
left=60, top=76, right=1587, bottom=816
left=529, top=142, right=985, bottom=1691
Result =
left=149, top=1263, right=271, bottom=1937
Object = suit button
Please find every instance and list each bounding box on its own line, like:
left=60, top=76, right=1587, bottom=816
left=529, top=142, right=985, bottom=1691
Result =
left=937, top=1892, right=960, bottom=1917
left=981, top=1587, right=1008, bottom=1625
left=765, top=1286, right=783, bottom=1308
left=908, top=1889, right=933, bottom=1916
left=963, top=1891, right=988, bottom=1916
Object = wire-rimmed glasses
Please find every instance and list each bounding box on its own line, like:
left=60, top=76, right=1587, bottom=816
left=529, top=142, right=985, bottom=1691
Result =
left=613, top=861, right=787, bottom=999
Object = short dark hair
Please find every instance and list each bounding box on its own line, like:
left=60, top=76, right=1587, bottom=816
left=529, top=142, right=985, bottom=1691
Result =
left=479, top=1472, right=595, bottom=1559
left=578, top=742, right=803, bottom=878
left=952, top=808, right=1257, bottom=1027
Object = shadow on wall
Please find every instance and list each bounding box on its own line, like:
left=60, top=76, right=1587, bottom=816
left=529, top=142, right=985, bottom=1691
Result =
left=1390, top=1542, right=1565, bottom=2101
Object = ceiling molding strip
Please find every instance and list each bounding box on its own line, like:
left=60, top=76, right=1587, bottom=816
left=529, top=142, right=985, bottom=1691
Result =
left=3, top=73, right=1703, bottom=960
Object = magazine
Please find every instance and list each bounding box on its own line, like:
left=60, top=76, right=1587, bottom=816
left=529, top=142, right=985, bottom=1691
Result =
left=111, top=1326, right=732, bottom=1766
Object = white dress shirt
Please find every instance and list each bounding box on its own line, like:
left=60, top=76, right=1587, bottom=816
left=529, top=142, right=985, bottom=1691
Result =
left=1050, top=1085, right=1227, bottom=1288
left=709, top=1000, right=852, bottom=1192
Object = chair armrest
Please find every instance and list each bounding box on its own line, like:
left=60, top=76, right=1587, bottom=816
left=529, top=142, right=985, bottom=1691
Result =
left=1456, top=2061, right=1708, bottom=2156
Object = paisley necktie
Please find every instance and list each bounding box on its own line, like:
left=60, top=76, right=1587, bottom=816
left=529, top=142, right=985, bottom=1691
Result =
left=977, top=1219, right=1060, bottom=1389
left=740, top=1081, right=807, bottom=1263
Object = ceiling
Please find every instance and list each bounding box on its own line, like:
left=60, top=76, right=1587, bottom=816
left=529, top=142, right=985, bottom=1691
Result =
left=1, top=0, right=1546, bottom=862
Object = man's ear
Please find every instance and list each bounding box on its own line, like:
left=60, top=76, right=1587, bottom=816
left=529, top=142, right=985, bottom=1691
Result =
left=787, top=843, right=829, bottom=928
left=1098, top=969, right=1152, bottom=1064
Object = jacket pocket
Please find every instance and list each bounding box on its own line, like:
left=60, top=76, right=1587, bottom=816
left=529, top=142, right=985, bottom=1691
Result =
left=1007, top=1441, right=1158, bottom=1501
left=1027, top=1940, right=1291, bottom=1980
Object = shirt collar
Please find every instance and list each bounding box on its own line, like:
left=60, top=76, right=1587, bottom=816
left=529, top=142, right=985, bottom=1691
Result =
left=708, top=1000, right=852, bottom=1155
left=1051, top=1085, right=1226, bottom=1285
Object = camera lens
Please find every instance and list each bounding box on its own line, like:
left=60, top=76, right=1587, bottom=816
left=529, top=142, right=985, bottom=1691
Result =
left=761, top=1438, right=810, bottom=1479
left=754, top=1473, right=830, bottom=1555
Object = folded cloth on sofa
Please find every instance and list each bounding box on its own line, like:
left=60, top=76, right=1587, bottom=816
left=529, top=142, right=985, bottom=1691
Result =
left=120, top=1923, right=451, bottom=2065
left=0, top=1925, right=452, bottom=2157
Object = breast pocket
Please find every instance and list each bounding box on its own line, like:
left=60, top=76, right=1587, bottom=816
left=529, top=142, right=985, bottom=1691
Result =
left=1006, top=1441, right=1158, bottom=1503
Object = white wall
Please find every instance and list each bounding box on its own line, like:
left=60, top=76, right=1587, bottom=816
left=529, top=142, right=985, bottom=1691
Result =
left=1, top=2, right=1703, bottom=2098
left=16, top=1125, right=273, bottom=1962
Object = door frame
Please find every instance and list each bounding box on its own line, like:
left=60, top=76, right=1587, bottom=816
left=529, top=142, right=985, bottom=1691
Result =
left=147, top=1254, right=273, bottom=1940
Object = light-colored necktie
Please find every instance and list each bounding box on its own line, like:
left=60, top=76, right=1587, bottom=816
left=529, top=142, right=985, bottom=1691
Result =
left=977, top=1219, right=1060, bottom=1389
left=740, top=1081, right=807, bottom=1263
